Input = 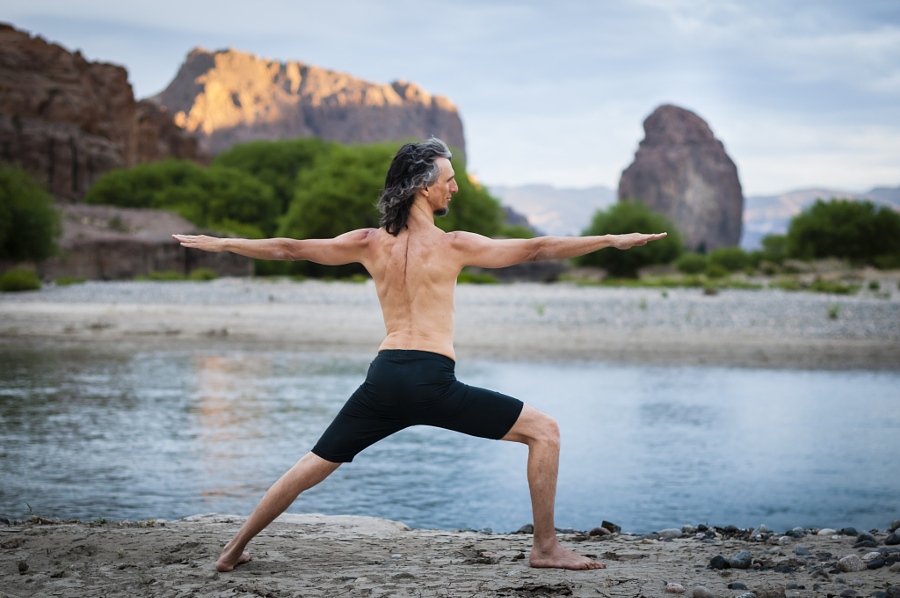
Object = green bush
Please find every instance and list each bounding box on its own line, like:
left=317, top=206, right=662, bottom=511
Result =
left=85, top=159, right=279, bottom=238
left=574, top=201, right=683, bottom=277
left=0, top=165, right=61, bottom=261
left=807, top=279, right=858, bottom=295
left=55, top=276, right=86, bottom=286
left=675, top=253, right=707, bottom=274
left=759, top=234, right=788, bottom=264
left=188, top=268, right=218, bottom=281
left=142, top=270, right=185, bottom=281
left=0, top=268, right=41, bottom=292
left=457, top=270, right=498, bottom=284
left=786, top=198, right=900, bottom=264
left=705, top=263, right=730, bottom=278
left=770, top=279, right=801, bottom=291
left=707, top=246, right=749, bottom=272
left=868, top=280, right=880, bottom=291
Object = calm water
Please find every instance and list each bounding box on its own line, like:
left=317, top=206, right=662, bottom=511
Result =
left=0, top=346, right=897, bottom=533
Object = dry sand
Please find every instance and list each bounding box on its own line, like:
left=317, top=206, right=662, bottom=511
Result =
left=2, top=514, right=898, bottom=598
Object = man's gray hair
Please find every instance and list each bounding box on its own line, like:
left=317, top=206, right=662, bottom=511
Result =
left=378, top=138, right=452, bottom=235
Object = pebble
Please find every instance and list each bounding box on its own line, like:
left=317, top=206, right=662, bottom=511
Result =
left=730, top=551, right=752, bottom=569
left=886, top=533, right=900, bottom=546
left=854, top=540, right=877, bottom=549
left=728, top=582, right=748, bottom=590
left=658, top=529, right=683, bottom=540
left=840, top=590, right=858, bottom=597
left=891, top=520, right=900, bottom=533
left=735, top=593, right=757, bottom=598
left=857, top=531, right=877, bottom=544
left=863, top=551, right=882, bottom=561
left=555, top=527, right=574, bottom=534
left=17, top=560, right=28, bottom=572
left=682, top=525, right=697, bottom=534
left=602, top=520, right=621, bottom=534
left=589, top=526, right=611, bottom=536
left=773, top=564, right=794, bottom=573
left=811, top=569, right=830, bottom=580
left=819, top=528, right=838, bottom=536
left=697, top=524, right=709, bottom=532
left=709, top=555, right=730, bottom=570
left=665, top=583, right=685, bottom=594
left=796, top=547, right=811, bottom=555
left=640, top=533, right=660, bottom=541
left=725, top=525, right=740, bottom=533
left=888, top=588, right=900, bottom=598
left=480, top=527, right=493, bottom=534
left=843, top=527, right=859, bottom=536
left=891, top=562, right=900, bottom=572
left=391, top=554, right=402, bottom=558
left=758, top=524, right=770, bottom=533
left=868, top=559, right=886, bottom=570
left=786, top=529, right=804, bottom=538
left=692, top=585, right=716, bottom=598
left=517, top=524, right=534, bottom=534
left=838, top=555, right=866, bottom=572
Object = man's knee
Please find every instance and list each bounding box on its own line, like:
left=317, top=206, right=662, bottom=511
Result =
left=533, top=413, right=560, bottom=448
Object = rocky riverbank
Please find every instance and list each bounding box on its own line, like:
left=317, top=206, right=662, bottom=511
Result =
left=1, top=279, right=899, bottom=369
left=1, top=514, right=899, bottom=598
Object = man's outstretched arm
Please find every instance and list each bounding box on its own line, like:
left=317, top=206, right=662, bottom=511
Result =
left=172, top=229, right=374, bottom=266
left=451, top=231, right=668, bottom=269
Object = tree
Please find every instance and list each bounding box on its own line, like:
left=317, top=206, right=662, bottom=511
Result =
left=707, top=246, right=749, bottom=271
left=213, top=137, right=334, bottom=213
left=574, top=200, right=683, bottom=277
left=0, top=164, right=60, bottom=261
left=85, top=159, right=279, bottom=238
left=786, top=198, right=900, bottom=264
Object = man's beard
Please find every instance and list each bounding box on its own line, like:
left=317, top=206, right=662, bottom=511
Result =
left=433, top=207, right=449, bottom=217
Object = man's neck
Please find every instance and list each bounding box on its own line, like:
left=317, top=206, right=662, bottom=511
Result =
left=406, top=199, right=438, bottom=231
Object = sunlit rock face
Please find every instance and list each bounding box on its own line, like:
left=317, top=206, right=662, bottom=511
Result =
left=618, top=104, right=743, bottom=251
left=151, top=47, right=467, bottom=159
left=0, top=23, right=203, bottom=200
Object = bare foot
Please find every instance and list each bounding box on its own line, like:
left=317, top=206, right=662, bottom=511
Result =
left=215, top=543, right=251, bottom=572
left=530, top=542, right=606, bottom=570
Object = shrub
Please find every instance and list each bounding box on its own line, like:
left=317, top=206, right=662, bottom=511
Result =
left=342, top=274, right=369, bottom=283
left=786, top=198, right=900, bottom=264
left=457, top=270, right=498, bottom=284
left=56, top=276, right=86, bottom=286
left=705, top=263, right=730, bottom=278
left=575, top=201, right=683, bottom=277
left=807, top=279, right=858, bottom=295
left=675, top=253, right=707, bottom=274
left=146, top=270, right=185, bottom=281
left=0, top=268, right=41, bottom=292
left=707, top=246, right=749, bottom=272
left=827, top=303, right=840, bottom=320
left=760, top=234, right=788, bottom=264
left=188, top=268, right=218, bottom=281
left=770, top=279, right=801, bottom=291
left=85, top=159, right=279, bottom=238
left=0, top=165, right=61, bottom=261
left=868, top=280, right=880, bottom=291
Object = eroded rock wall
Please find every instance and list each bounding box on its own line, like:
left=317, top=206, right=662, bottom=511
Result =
left=151, top=47, right=467, bottom=159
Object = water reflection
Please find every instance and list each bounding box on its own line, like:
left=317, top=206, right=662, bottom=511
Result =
left=0, top=345, right=898, bottom=533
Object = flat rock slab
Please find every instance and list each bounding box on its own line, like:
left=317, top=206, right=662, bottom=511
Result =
left=2, top=515, right=898, bottom=597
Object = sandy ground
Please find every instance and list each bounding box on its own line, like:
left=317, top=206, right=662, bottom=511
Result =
left=1, top=514, right=898, bottom=598
left=1, top=279, right=899, bottom=369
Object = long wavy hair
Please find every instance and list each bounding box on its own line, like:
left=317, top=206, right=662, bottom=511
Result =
left=378, top=138, right=452, bottom=235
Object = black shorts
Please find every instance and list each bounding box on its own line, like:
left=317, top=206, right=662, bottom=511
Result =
left=311, top=350, right=524, bottom=463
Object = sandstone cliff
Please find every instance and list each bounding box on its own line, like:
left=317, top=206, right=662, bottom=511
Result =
left=618, top=105, right=743, bottom=251
left=0, top=23, right=204, bottom=200
left=150, top=47, right=466, bottom=159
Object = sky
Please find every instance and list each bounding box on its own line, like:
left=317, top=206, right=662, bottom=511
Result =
left=5, top=0, right=899, bottom=195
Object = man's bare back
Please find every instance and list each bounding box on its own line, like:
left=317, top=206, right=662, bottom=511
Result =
left=173, top=142, right=665, bottom=573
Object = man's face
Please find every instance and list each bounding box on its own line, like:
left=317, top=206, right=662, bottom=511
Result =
left=428, top=157, right=458, bottom=217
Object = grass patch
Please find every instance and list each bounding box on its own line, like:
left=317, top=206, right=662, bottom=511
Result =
left=457, top=270, right=498, bottom=284
left=0, top=268, right=41, bottom=292
left=55, top=276, right=86, bottom=286
left=807, top=279, right=859, bottom=295
left=188, top=268, right=218, bottom=281
left=137, top=270, right=186, bottom=281
left=827, top=303, right=840, bottom=320
left=341, top=274, right=368, bottom=283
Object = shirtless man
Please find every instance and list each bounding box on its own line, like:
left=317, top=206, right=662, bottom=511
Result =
left=173, top=138, right=666, bottom=572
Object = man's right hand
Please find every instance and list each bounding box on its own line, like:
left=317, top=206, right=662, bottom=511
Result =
left=172, top=234, right=225, bottom=252
left=609, top=232, right=667, bottom=250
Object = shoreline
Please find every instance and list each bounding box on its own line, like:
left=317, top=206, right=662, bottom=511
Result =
left=2, top=513, right=898, bottom=597
left=2, top=280, right=899, bottom=369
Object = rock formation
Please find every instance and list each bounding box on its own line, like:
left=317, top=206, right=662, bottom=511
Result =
left=0, top=23, right=204, bottom=200
left=34, top=204, right=252, bottom=280
left=150, top=47, right=466, bottom=159
left=618, top=105, right=743, bottom=251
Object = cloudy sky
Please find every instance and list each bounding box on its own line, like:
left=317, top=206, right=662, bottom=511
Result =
left=5, top=0, right=899, bottom=195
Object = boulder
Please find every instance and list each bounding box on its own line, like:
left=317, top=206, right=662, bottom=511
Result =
left=618, top=104, right=743, bottom=251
